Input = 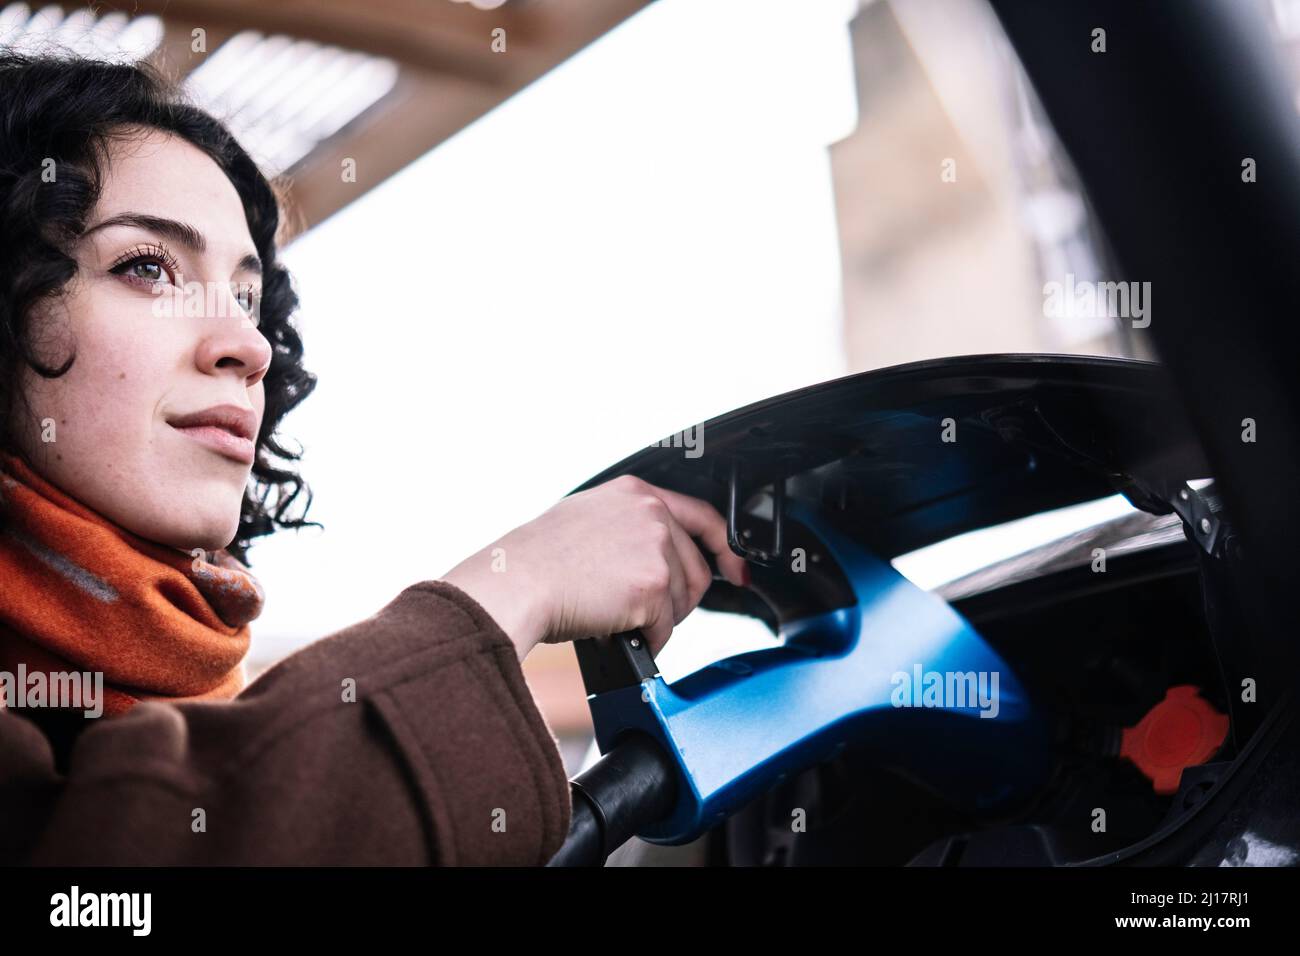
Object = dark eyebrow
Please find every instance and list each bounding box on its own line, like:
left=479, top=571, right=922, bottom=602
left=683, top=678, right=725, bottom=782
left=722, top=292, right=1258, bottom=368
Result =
left=83, top=212, right=263, bottom=275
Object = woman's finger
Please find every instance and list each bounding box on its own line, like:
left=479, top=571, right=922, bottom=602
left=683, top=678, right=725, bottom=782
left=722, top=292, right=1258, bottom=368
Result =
left=641, top=483, right=750, bottom=588
left=661, top=519, right=690, bottom=634
left=666, top=511, right=713, bottom=623
left=639, top=582, right=676, bottom=656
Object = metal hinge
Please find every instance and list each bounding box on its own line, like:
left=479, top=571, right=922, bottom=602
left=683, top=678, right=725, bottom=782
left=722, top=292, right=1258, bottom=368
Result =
left=1167, top=481, right=1221, bottom=555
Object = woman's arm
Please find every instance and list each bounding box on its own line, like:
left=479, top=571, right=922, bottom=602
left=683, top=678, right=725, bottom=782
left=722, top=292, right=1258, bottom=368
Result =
left=1, top=476, right=745, bottom=864
left=0, top=581, right=569, bottom=865
left=443, top=475, right=749, bottom=659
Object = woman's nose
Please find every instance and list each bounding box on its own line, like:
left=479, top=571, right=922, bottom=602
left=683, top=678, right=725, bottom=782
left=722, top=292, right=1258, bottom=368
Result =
left=194, top=293, right=273, bottom=387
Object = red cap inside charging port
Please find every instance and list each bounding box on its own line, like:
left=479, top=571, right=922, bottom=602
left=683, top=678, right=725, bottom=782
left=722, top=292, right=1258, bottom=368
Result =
left=1120, top=685, right=1229, bottom=795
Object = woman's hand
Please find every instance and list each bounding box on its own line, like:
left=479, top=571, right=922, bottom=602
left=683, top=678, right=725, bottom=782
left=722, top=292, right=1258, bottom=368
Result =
left=440, top=475, right=750, bottom=661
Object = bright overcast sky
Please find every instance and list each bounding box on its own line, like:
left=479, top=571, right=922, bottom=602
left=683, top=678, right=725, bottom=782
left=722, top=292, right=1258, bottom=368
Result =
left=246, top=0, right=860, bottom=665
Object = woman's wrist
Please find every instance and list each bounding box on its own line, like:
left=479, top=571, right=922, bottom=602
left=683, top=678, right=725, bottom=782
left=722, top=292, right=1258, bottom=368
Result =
left=440, top=549, right=549, bottom=662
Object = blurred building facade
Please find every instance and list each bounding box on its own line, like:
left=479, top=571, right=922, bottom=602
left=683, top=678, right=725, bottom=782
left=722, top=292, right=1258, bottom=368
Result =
left=832, top=0, right=1147, bottom=373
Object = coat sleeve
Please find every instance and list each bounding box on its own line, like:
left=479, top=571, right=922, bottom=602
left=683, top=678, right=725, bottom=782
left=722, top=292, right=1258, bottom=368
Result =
left=0, top=581, right=573, bottom=865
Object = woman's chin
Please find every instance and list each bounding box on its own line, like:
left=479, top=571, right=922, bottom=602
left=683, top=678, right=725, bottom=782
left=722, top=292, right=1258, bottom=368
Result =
left=141, top=471, right=247, bottom=551
left=124, top=511, right=241, bottom=553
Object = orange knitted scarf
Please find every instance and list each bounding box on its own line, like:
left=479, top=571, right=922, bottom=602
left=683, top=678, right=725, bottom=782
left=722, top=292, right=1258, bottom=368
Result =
left=0, top=452, right=264, bottom=718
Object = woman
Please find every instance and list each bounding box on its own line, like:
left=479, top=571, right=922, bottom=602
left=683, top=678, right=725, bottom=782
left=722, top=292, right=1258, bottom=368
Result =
left=0, top=50, right=748, bottom=865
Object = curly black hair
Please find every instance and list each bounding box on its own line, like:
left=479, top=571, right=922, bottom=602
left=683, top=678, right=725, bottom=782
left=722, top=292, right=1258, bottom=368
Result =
left=0, top=49, right=320, bottom=565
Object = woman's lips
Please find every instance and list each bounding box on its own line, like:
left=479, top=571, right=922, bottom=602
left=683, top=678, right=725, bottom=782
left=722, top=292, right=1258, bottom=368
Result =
left=170, top=423, right=255, bottom=465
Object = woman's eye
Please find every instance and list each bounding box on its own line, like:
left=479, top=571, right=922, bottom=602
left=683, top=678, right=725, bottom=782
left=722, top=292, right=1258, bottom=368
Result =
left=109, top=251, right=178, bottom=288
left=235, top=284, right=261, bottom=320
left=123, top=260, right=165, bottom=282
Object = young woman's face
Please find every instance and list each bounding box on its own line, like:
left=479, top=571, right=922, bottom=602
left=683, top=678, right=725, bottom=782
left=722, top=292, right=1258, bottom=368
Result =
left=12, top=126, right=272, bottom=553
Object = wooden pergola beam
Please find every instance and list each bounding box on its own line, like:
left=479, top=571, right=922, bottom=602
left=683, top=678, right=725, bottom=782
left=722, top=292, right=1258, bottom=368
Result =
left=96, top=0, right=540, bottom=81
left=83, top=0, right=651, bottom=232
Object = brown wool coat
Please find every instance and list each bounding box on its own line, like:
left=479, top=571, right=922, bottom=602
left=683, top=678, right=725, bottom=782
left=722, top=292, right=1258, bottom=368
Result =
left=0, top=581, right=573, bottom=865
